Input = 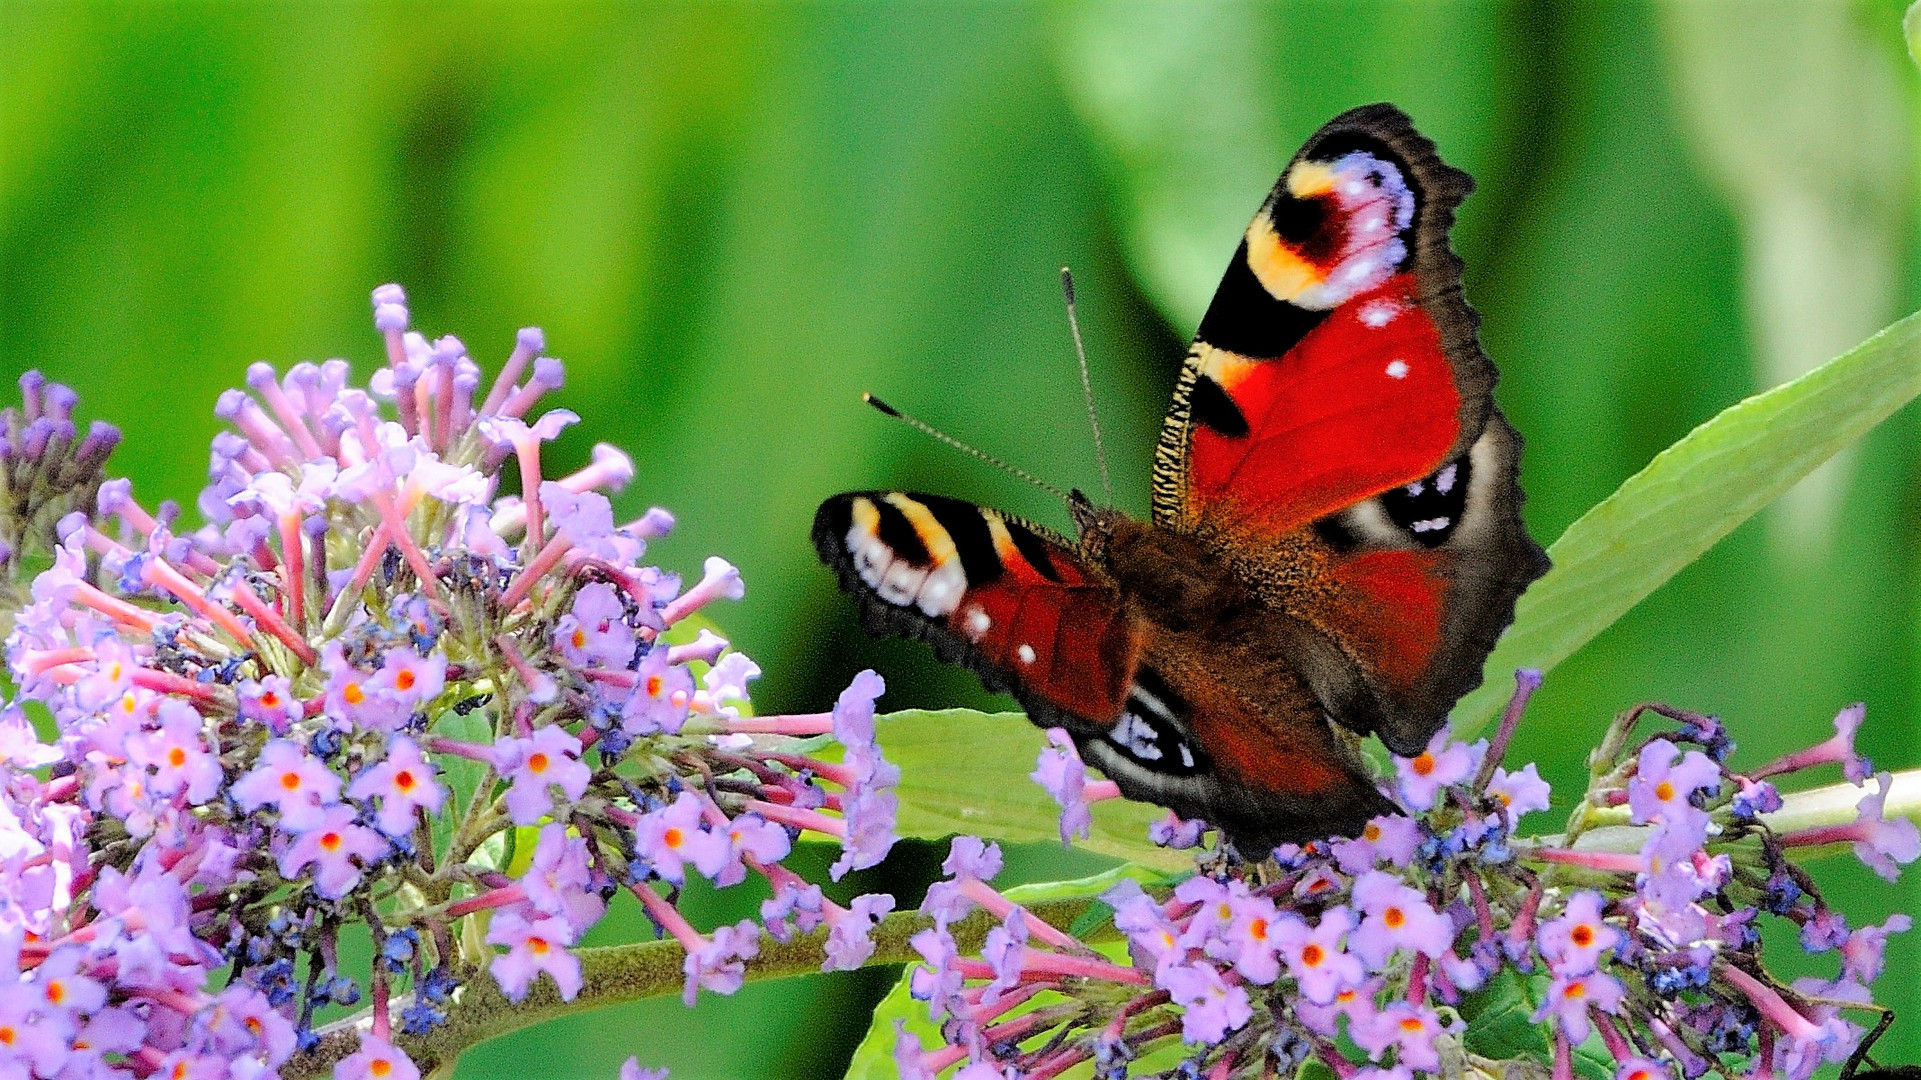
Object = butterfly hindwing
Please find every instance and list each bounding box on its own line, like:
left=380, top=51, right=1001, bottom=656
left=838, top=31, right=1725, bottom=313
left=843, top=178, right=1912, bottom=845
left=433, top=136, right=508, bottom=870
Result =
left=812, top=492, right=1143, bottom=733
left=1151, top=103, right=1548, bottom=756
left=1075, top=633, right=1396, bottom=850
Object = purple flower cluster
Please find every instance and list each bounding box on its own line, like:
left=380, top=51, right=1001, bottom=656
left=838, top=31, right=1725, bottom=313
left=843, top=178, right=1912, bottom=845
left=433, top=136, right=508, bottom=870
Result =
left=0, top=287, right=903, bottom=1080
left=895, top=678, right=1917, bottom=1080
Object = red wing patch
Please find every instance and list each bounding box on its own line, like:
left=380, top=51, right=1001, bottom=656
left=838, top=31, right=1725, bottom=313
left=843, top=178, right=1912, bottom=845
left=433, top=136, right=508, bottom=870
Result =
left=1186, top=273, right=1460, bottom=534
left=1318, top=548, right=1446, bottom=693
left=813, top=492, right=1143, bottom=730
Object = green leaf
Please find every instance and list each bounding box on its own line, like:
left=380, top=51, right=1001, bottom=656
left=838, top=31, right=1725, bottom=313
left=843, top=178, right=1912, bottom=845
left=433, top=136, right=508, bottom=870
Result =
left=429, top=706, right=496, bottom=862
left=1459, top=968, right=1550, bottom=1064
left=879, top=708, right=1192, bottom=870
left=1452, top=310, right=1921, bottom=734
left=1295, top=1060, right=1341, bottom=1080
left=1000, top=862, right=1177, bottom=903
left=1571, top=1038, right=1616, bottom=1080
left=839, top=958, right=924, bottom=1080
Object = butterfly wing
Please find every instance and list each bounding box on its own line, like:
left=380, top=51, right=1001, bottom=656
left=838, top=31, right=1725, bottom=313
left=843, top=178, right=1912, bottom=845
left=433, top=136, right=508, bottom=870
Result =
left=813, top=491, right=1143, bottom=732
left=1152, top=103, right=1549, bottom=756
left=813, top=491, right=1393, bottom=845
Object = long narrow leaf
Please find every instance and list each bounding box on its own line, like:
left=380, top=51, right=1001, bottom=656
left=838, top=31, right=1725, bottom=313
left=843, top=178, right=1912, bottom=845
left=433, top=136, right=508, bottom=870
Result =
left=1454, top=310, right=1921, bottom=732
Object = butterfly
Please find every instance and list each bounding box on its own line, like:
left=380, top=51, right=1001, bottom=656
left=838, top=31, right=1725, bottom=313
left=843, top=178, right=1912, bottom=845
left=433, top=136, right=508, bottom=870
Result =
left=813, top=103, right=1549, bottom=851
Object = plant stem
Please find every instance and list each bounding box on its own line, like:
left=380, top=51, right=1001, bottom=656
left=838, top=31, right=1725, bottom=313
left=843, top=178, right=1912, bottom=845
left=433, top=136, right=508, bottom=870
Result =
left=278, top=895, right=1095, bottom=1079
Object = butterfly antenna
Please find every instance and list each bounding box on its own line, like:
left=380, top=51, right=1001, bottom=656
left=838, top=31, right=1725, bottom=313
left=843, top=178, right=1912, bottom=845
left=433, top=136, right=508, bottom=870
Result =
left=862, top=393, right=1071, bottom=504
left=1061, top=267, right=1113, bottom=506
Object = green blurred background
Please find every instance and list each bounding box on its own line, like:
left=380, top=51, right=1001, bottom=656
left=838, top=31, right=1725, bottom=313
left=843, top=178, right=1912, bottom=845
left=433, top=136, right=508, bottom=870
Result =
left=4, top=1, right=1920, bottom=1075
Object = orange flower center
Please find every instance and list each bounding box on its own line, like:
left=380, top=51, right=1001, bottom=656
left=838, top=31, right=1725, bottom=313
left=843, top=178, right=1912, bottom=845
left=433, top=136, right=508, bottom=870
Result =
left=395, top=669, right=416, bottom=692
left=261, top=691, right=280, bottom=708
left=45, top=981, right=65, bottom=1005
left=572, top=629, right=588, bottom=649
left=279, top=771, right=302, bottom=791
left=395, top=770, right=416, bottom=791
left=0, top=1025, right=15, bottom=1045
left=1572, top=925, right=1594, bottom=947
left=1400, top=1017, right=1425, bottom=1033
left=529, top=937, right=550, bottom=955
left=528, top=752, right=550, bottom=775
left=320, top=831, right=343, bottom=851
left=1362, top=823, right=1382, bottom=842
left=1567, top=979, right=1588, bottom=1000
left=1300, top=944, right=1324, bottom=967
left=1411, top=752, right=1435, bottom=777
left=371, top=1060, right=393, bottom=1078
left=1655, top=780, right=1675, bottom=802
left=646, top=676, right=664, bottom=698
left=1384, top=907, right=1405, bottom=929
left=343, top=682, right=365, bottom=706
left=1249, top=918, right=1267, bottom=941
left=663, top=828, right=684, bottom=849
left=168, top=747, right=188, bottom=768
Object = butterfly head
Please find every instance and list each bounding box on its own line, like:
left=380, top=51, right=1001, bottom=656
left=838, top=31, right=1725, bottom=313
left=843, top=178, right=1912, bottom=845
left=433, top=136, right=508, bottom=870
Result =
left=1067, top=487, right=1125, bottom=558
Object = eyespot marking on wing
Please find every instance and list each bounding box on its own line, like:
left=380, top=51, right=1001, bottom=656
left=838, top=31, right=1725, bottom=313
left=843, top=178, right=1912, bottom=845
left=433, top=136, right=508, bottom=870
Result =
left=1244, top=152, right=1415, bottom=311
left=1101, top=670, right=1207, bottom=776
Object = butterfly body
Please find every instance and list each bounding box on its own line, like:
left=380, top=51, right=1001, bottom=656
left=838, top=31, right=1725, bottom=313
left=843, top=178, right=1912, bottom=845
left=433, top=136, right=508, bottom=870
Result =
left=815, top=104, right=1549, bottom=850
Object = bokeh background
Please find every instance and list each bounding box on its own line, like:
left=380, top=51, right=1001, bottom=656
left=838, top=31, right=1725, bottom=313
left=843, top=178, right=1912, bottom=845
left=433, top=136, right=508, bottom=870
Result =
left=5, top=1, right=1920, bottom=1075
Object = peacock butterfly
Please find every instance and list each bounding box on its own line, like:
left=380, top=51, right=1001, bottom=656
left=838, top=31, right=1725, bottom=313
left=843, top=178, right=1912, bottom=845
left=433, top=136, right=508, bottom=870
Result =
left=813, top=104, right=1549, bottom=850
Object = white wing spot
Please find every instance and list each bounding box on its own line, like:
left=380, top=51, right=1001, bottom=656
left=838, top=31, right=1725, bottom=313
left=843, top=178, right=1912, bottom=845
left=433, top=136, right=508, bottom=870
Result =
left=1017, top=644, right=1036, bottom=664
left=1112, top=712, right=1163, bottom=760
left=1405, top=480, right=1425, bottom=496
left=1435, top=464, right=1458, bottom=494
left=965, top=607, right=991, bottom=639
left=1385, top=359, right=1410, bottom=379
left=1358, top=299, right=1401, bottom=328
left=1411, top=517, right=1451, bottom=533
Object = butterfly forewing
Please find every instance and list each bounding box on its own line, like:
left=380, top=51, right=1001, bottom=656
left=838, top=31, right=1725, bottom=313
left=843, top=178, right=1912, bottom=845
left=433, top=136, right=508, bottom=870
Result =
left=1151, top=103, right=1547, bottom=756
left=813, top=492, right=1143, bottom=733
